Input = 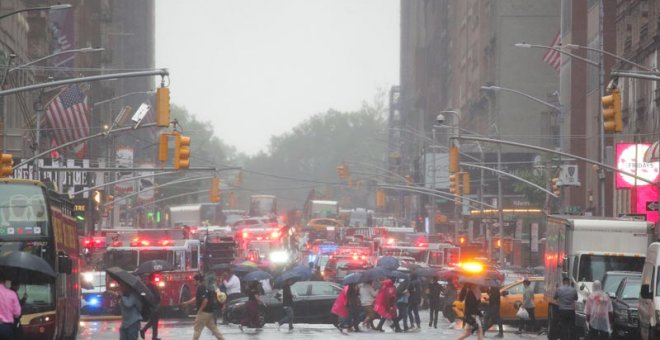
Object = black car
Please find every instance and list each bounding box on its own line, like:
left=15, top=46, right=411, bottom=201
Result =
left=612, top=276, right=641, bottom=339
left=225, top=281, right=342, bottom=326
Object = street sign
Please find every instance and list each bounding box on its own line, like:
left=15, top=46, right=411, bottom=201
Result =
left=646, top=201, right=659, bottom=211
left=559, top=164, right=581, bottom=186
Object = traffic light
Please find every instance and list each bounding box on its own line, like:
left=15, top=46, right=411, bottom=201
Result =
left=404, top=175, right=413, bottom=185
left=376, top=190, right=386, bottom=208
left=209, top=176, right=221, bottom=203
left=0, top=153, right=13, bottom=178
left=228, top=191, right=237, bottom=209
left=449, top=173, right=460, bottom=195
left=461, top=172, right=470, bottom=195
left=449, top=145, right=460, bottom=173
left=336, top=165, right=345, bottom=179
left=602, top=88, right=622, bottom=133
left=173, top=132, right=191, bottom=169
left=156, top=87, right=170, bottom=127
left=158, top=133, right=169, bottom=162
left=458, top=236, right=466, bottom=245
left=551, top=177, right=561, bottom=196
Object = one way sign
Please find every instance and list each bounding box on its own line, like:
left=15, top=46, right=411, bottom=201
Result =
left=646, top=201, right=659, bottom=211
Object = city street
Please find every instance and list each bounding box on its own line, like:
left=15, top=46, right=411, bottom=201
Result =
left=77, top=316, right=545, bottom=339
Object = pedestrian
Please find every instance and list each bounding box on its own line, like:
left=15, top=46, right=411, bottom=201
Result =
left=456, top=282, right=484, bottom=340
left=359, top=280, right=378, bottom=329
left=408, top=273, right=422, bottom=329
left=181, top=273, right=225, bottom=340
left=584, top=280, right=613, bottom=339
left=484, top=284, right=503, bottom=338
left=0, top=275, right=21, bottom=340
left=554, top=277, right=578, bottom=340
left=346, top=283, right=362, bottom=332
left=277, top=278, right=295, bottom=331
left=515, top=278, right=536, bottom=334
left=331, top=284, right=350, bottom=332
left=427, top=276, right=442, bottom=328
left=311, top=265, right=323, bottom=281
left=393, top=281, right=410, bottom=332
left=204, top=272, right=222, bottom=325
left=221, top=269, right=241, bottom=325
left=140, top=274, right=161, bottom=340
left=119, top=283, right=143, bottom=340
left=9, top=281, right=27, bottom=340
left=443, top=278, right=458, bottom=328
left=373, top=278, right=399, bottom=332
left=239, top=282, right=261, bottom=332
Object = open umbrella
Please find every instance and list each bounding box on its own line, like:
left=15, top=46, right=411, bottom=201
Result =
left=361, top=267, right=389, bottom=282
left=376, top=256, right=400, bottom=271
left=239, top=261, right=258, bottom=267
left=291, top=264, right=312, bottom=280
left=342, top=272, right=362, bottom=285
left=233, top=265, right=258, bottom=276
left=458, top=275, right=501, bottom=287
left=273, top=271, right=302, bottom=289
left=0, top=251, right=56, bottom=283
left=388, top=270, right=410, bottom=281
left=106, top=267, right=157, bottom=305
left=134, top=260, right=174, bottom=275
left=413, top=267, right=438, bottom=278
left=243, top=270, right=271, bottom=282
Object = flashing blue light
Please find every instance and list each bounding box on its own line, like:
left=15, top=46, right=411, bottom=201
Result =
left=89, top=297, right=99, bottom=306
left=86, top=295, right=102, bottom=307
left=319, top=244, right=337, bottom=254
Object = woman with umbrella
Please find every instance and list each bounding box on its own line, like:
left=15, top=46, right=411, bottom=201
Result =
left=345, top=283, right=362, bottom=332
left=239, top=281, right=262, bottom=332
left=277, top=277, right=295, bottom=331
left=119, top=281, right=144, bottom=340
left=0, top=272, right=21, bottom=340
left=373, top=279, right=400, bottom=332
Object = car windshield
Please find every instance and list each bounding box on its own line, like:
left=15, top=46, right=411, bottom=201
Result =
left=578, top=255, right=644, bottom=283
left=603, top=274, right=634, bottom=294
left=621, top=280, right=641, bottom=300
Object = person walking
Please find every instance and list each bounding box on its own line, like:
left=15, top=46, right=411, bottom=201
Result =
left=584, top=280, right=613, bottom=339
left=373, top=279, right=399, bottom=332
left=443, top=278, right=459, bottom=328
left=427, top=276, right=442, bottom=328
left=277, top=278, right=295, bottom=331
left=484, top=284, right=503, bottom=338
left=221, top=269, right=241, bottom=325
left=515, top=279, right=536, bottom=334
left=181, top=274, right=225, bottom=340
left=239, top=282, right=261, bottom=331
left=331, top=284, right=350, bottom=331
left=346, top=283, right=362, bottom=332
left=554, top=277, right=578, bottom=340
left=456, top=282, right=484, bottom=340
left=359, top=281, right=377, bottom=329
left=407, top=274, right=422, bottom=329
left=119, top=283, right=143, bottom=340
left=0, top=275, right=21, bottom=340
left=9, top=281, right=27, bottom=339
left=140, top=274, right=161, bottom=340
left=393, top=282, right=410, bottom=332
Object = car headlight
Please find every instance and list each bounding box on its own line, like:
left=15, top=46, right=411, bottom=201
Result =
left=269, top=251, right=289, bottom=263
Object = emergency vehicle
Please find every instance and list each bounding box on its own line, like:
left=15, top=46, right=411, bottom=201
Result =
left=103, top=235, right=201, bottom=313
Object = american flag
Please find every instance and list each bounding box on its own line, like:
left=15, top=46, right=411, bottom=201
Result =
left=543, top=32, right=562, bottom=73
left=45, top=84, right=90, bottom=158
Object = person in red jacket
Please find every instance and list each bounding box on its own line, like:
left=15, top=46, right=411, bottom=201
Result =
left=373, top=279, right=400, bottom=332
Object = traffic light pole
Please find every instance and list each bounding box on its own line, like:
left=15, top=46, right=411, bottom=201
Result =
left=102, top=175, right=216, bottom=207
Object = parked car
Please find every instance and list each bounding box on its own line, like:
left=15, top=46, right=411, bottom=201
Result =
left=454, top=277, right=548, bottom=322
left=612, top=276, right=641, bottom=339
left=603, top=271, right=641, bottom=295
left=225, top=281, right=342, bottom=326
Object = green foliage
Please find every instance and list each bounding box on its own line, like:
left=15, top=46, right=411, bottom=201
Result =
left=511, top=168, right=548, bottom=207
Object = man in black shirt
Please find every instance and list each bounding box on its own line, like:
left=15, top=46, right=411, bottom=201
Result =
left=427, top=276, right=442, bottom=328
left=485, top=285, right=504, bottom=338
left=140, top=274, right=161, bottom=340
left=277, top=279, right=295, bottom=331
left=181, top=274, right=225, bottom=340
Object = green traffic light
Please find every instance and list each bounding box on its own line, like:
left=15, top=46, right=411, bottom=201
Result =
left=76, top=215, right=85, bottom=221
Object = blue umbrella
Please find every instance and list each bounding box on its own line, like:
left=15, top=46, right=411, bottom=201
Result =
left=361, top=267, right=389, bottom=282
left=274, top=271, right=302, bottom=289
left=376, top=256, right=400, bottom=271
left=243, top=270, right=272, bottom=282
left=342, top=272, right=362, bottom=285
left=388, top=270, right=409, bottom=280
left=291, top=264, right=312, bottom=280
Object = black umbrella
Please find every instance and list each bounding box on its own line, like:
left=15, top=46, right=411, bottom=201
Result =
left=0, top=251, right=56, bottom=283
left=388, top=270, right=410, bottom=281
left=106, top=267, right=158, bottom=305
left=243, top=270, right=271, bottom=282
left=233, top=265, right=258, bottom=276
left=273, top=271, right=302, bottom=289
left=134, top=260, right=174, bottom=275
left=361, top=267, right=389, bottom=282
left=458, top=275, right=501, bottom=287
left=376, top=256, right=400, bottom=271
left=342, top=272, right=362, bottom=285
left=413, top=267, right=438, bottom=278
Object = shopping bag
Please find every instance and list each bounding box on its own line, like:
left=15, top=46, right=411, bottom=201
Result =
left=516, top=306, right=529, bottom=320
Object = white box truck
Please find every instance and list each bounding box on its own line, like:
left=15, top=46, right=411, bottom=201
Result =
left=544, top=216, right=653, bottom=338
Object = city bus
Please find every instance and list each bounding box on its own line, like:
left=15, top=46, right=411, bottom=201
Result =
left=103, top=237, right=201, bottom=313
left=0, top=179, right=80, bottom=340
left=249, top=194, right=277, bottom=217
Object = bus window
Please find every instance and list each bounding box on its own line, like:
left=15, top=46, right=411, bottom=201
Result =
left=175, top=250, right=184, bottom=270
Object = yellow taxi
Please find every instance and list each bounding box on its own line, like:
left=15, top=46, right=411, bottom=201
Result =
left=453, top=276, right=548, bottom=322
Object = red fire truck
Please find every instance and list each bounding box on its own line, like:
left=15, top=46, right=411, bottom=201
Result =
left=104, top=235, right=201, bottom=314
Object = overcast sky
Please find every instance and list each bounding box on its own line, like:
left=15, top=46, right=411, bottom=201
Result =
left=155, top=0, right=400, bottom=155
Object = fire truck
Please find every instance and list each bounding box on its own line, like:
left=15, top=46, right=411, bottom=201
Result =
left=197, top=226, right=237, bottom=271
left=103, top=234, right=201, bottom=314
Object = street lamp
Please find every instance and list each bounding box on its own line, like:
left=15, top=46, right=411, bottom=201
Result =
left=514, top=42, right=599, bottom=66
left=0, top=4, right=72, bottom=20
left=480, top=86, right=561, bottom=112
left=563, top=43, right=656, bottom=72
left=8, top=47, right=104, bottom=74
